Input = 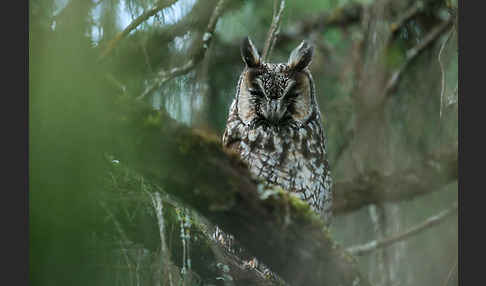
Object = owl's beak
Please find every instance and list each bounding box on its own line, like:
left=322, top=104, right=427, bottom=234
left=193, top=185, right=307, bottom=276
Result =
left=263, top=99, right=286, bottom=124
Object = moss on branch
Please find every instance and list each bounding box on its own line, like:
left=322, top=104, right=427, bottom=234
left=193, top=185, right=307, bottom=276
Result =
left=117, top=106, right=371, bottom=286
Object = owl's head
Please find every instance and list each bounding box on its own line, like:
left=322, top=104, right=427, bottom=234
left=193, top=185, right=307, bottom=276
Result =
left=236, top=36, right=317, bottom=129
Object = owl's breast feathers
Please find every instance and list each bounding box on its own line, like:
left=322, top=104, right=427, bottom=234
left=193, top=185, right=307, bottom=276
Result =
left=223, top=99, right=333, bottom=220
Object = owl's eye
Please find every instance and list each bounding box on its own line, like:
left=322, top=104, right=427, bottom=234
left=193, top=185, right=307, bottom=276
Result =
left=286, top=91, right=300, bottom=99
left=285, top=86, right=300, bottom=100
left=249, top=88, right=264, bottom=97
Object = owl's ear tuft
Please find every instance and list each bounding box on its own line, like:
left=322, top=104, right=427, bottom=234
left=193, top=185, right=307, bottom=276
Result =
left=241, top=36, right=261, bottom=68
left=288, top=40, right=314, bottom=71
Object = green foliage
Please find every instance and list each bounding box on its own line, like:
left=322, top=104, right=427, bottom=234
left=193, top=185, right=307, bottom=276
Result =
left=99, top=160, right=224, bottom=285
left=29, top=0, right=457, bottom=285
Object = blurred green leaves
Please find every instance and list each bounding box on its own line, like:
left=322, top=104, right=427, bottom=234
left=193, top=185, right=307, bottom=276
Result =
left=29, top=0, right=458, bottom=285
left=30, top=1, right=116, bottom=285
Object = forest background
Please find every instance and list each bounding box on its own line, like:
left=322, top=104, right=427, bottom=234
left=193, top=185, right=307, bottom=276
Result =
left=29, top=0, right=458, bottom=285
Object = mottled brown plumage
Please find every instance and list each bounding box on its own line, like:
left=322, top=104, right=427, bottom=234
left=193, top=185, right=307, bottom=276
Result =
left=223, top=37, right=333, bottom=222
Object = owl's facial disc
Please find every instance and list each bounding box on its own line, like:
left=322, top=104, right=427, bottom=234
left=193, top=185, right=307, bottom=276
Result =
left=237, top=66, right=313, bottom=128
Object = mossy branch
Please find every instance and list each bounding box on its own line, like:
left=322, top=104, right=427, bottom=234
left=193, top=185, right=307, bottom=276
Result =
left=117, top=106, right=371, bottom=286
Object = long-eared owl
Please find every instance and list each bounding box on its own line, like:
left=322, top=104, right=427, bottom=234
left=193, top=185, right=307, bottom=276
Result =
left=223, top=37, right=333, bottom=222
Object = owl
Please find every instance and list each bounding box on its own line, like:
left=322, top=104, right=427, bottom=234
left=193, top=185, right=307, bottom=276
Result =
left=222, top=37, right=333, bottom=222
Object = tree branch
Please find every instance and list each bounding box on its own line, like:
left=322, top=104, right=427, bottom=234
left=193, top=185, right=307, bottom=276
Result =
left=98, top=0, right=179, bottom=62
left=439, top=27, right=455, bottom=118
left=262, top=0, right=285, bottom=62
left=137, top=0, right=227, bottom=100
left=209, top=242, right=281, bottom=286
left=118, top=105, right=371, bottom=286
left=384, top=18, right=454, bottom=96
left=332, top=144, right=457, bottom=215
left=277, top=2, right=363, bottom=46
left=346, top=202, right=458, bottom=256
left=389, top=1, right=425, bottom=33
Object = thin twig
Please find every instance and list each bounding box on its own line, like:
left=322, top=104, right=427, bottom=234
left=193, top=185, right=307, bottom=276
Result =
left=100, top=201, right=135, bottom=285
left=367, top=204, right=390, bottom=285
left=148, top=191, right=173, bottom=286
left=384, top=18, right=453, bottom=97
left=137, top=60, right=196, bottom=100
left=347, top=202, right=458, bottom=256
left=137, top=0, right=227, bottom=100
left=262, top=0, right=285, bottom=62
left=98, top=0, right=179, bottom=62
left=278, top=2, right=362, bottom=43
left=442, top=257, right=458, bottom=286
left=390, top=1, right=425, bottom=33
left=149, top=192, right=169, bottom=253
left=105, top=73, right=127, bottom=94
left=141, top=41, right=154, bottom=73
left=203, top=224, right=283, bottom=286
left=439, top=28, right=455, bottom=118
